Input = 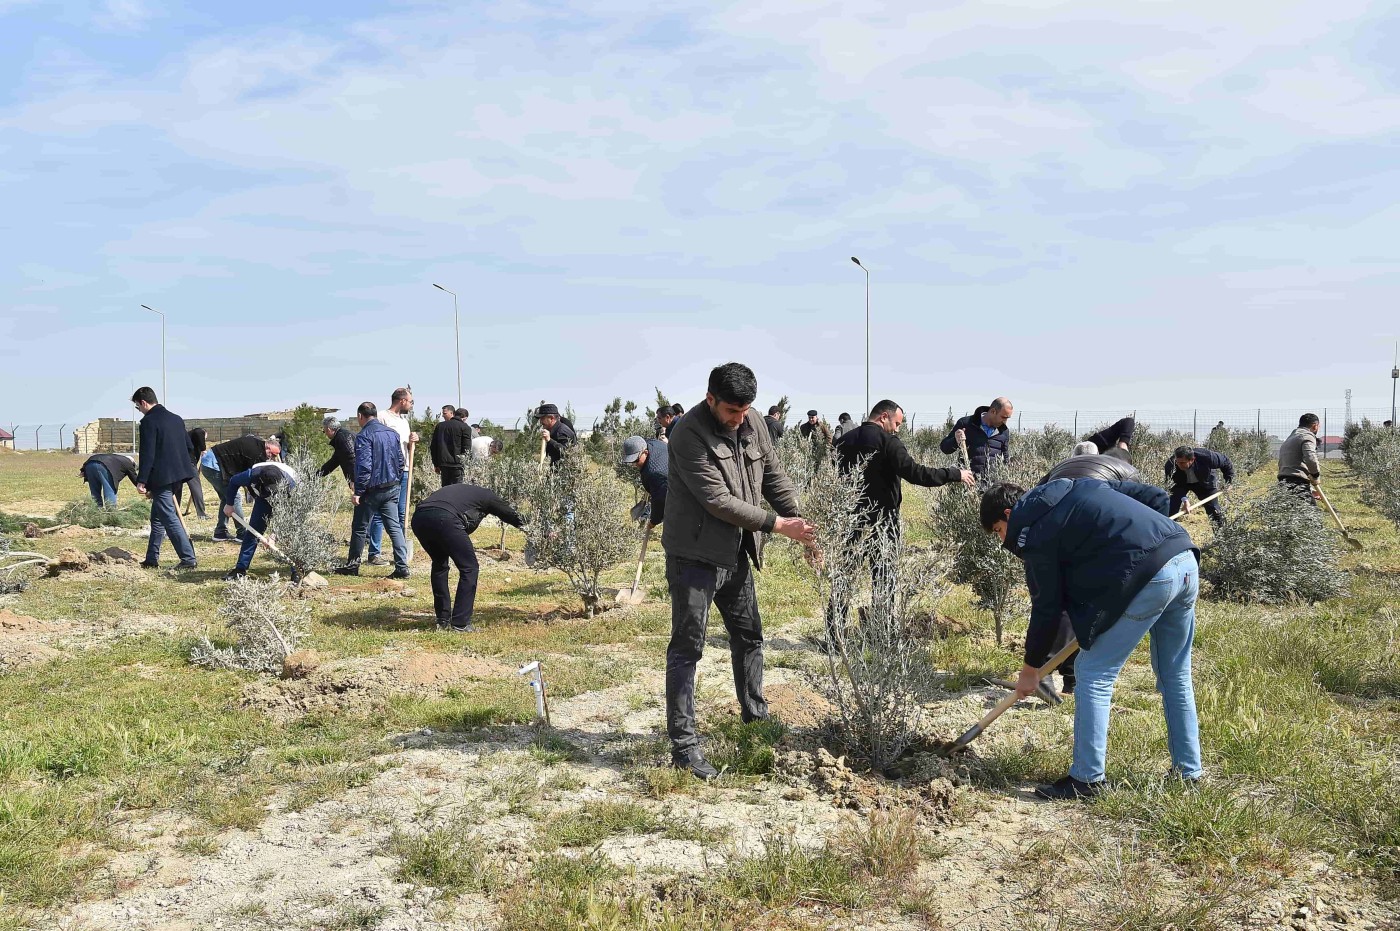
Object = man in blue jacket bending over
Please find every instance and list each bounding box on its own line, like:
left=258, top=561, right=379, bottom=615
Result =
left=980, top=478, right=1203, bottom=801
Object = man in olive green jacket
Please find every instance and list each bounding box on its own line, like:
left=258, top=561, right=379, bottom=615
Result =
left=662, top=362, right=816, bottom=779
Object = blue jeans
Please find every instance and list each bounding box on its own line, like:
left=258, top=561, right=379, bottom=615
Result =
left=145, top=484, right=196, bottom=566
left=368, top=470, right=410, bottom=558
left=1070, top=550, right=1202, bottom=783
left=203, top=465, right=243, bottom=537
left=234, top=497, right=271, bottom=573
left=349, top=483, right=408, bottom=572
left=84, top=463, right=117, bottom=507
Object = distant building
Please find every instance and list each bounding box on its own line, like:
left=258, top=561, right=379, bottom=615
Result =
left=0, top=426, right=13, bottom=449
left=71, top=408, right=337, bottom=455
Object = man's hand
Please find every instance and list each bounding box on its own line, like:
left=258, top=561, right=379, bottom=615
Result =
left=433, top=466, right=440, bottom=474
left=1014, top=663, right=1041, bottom=699
left=954, top=428, right=966, bottom=444
left=223, top=504, right=234, bottom=517
left=409, top=431, right=420, bottom=443
left=1182, top=498, right=1192, bottom=514
left=260, top=533, right=274, bottom=550
left=774, top=516, right=816, bottom=544
left=352, top=494, right=361, bottom=506
left=958, top=469, right=975, bottom=487
left=136, top=483, right=147, bottom=496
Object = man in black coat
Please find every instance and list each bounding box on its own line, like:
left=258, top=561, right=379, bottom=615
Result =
left=836, top=400, right=974, bottom=528
left=430, top=409, right=472, bottom=485
left=80, top=453, right=138, bottom=506
left=411, top=483, right=526, bottom=631
left=1165, top=446, right=1233, bottom=525
left=319, top=416, right=355, bottom=487
left=207, top=433, right=278, bottom=542
left=131, top=387, right=197, bottom=569
left=536, top=403, right=577, bottom=465
left=940, top=398, right=1013, bottom=475
left=763, top=405, right=785, bottom=444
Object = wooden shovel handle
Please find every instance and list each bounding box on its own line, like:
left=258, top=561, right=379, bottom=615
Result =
left=956, top=433, right=971, bottom=469
left=229, top=509, right=290, bottom=562
left=948, top=639, right=1079, bottom=752
left=538, top=432, right=549, bottom=465
left=629, top=526, right=652, bottom=594
left=1315, top=485, right=1350, bottom=535
left=1171, top=489, right=1223, bottom=521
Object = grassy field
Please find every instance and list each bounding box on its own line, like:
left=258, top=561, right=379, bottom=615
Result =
left=0, top=447, right=1397, bottom=930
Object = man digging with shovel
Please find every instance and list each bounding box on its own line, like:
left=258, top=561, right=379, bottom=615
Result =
left=617, top=435, right=668, bottom=606
left=981, top=478, right=1203, bottom=801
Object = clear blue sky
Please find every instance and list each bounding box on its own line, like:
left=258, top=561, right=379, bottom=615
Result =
left=3, top=0, right=1399, bottom=427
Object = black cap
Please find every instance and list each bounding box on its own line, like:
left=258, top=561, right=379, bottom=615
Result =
left=536, top=403, right=560, bottom=418
left=807, top=409, right=818, bottom=418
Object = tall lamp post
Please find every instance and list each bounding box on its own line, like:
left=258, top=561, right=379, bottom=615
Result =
left=432, top=284, right=462, bottom=409
left=1391, top=343, right=1398, bottom=430
left=850, top=257, right=869, bottom=416
left=139, top=304, right=167, bottom=404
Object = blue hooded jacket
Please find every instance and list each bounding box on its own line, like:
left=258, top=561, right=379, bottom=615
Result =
left=1003, top=478, right=1197, bottom=662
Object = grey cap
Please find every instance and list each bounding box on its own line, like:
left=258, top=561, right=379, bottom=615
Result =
left=620, top=435, right=648, bottom=463
left=323, top=415, right=340, bottom=430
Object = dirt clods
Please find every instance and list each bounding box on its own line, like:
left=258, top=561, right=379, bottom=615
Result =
left=45, top=546, right=90, bottom=575
left=281, top=649, right=322, bottom=679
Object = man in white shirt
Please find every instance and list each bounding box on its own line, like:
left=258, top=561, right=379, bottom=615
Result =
left=368, top=387, right=418, bottom=565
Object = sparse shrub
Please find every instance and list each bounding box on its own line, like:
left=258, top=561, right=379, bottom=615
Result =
left=1202, top=487, right=1348, bottom=604
left=1014, top=424, right=1076, bottom=472
left=927, top=461, right=1028, bottom=645
left=56, top=497, right=150, bottom=529
left=525, top=446, right=635, bottom=617
left=720, top=832, right=870, bottom=910
left=267, top=445, right=344, bottom=574
left=773, top=428, right=825, bottom=493
left=836, top=808, right=923, bottom=880
left=1346, top=425, right=1400, bottom=531
left=481, top=445, right=540, bottom=550
left=190, top=574, right=310, bottom=675
left=1123, top=421, right=1198, bottom=483
left=388, top=820, right=499, bottom=898
left=792, top=448, right=952, bottom=768
left=585, top=396, right=651, bottom=468
left=1209, top=428, right=1271, bottom=477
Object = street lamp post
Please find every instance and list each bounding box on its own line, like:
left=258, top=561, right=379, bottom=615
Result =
left=139, top=304, right=167, bottom=404
left=850, top=257, right=869, bottom=416
left=432, top=284, right=462, bottom=409
left=1391, top=343, right=1398, bottom=430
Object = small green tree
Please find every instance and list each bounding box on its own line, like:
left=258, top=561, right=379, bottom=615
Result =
left=277, top=403, right=329, bottom=452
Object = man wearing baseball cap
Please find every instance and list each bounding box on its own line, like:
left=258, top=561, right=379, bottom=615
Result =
left=620, top=435, right=668, bottom=529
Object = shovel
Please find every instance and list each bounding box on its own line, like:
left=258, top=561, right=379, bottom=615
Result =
left=937, top=639, right=1079, bottom=756
left=538, top=431, right=549, bottom=466
left=956, top=432, right=971, bottom=470
left=1315, top=484, right=1363, bottom=550
left=615, top=526, right=653, bottom=605
left=229, top=511, right=327, bottom=587
left=1171, top=490, right=1223, bottom=521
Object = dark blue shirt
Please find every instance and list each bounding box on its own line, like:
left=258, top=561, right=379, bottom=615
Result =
left=639, top=438, right=669, bottom=525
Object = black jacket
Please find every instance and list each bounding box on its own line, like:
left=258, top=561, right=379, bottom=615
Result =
left=415, top=483, right=525, bottom=535
left=213, top=435, right=268, bottom=478
left=430, top=418, right=472, bottom=469
left=1005, top=478, right=1193, bottom=664
left=187, top=428, right=207, bottom=466
left=940, top=407, right=1011, bottom=475
left=835, top=422, right=963, bottom=523
left=638, top=438, right=669, bottom=525
left=544, top=417, right=577, bottom=464
left=319, top=427, right=356, bottom=483
left=136, top=405, right=195, bottom=488
left=1040, top=451, right=1140, bottom=486
left=1164, top=447, right=1234, bottom=489
left=82, top=454, right=138, bottom=487
left=764, top=416, right=785, bottom=445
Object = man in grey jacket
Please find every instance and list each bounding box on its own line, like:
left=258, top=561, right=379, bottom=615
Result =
left=663, top=362, right=816, bottom=779
left=1277, top=413, right=1322, bottom=503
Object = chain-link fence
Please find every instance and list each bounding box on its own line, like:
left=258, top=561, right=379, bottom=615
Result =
left=5, top=406, right=1395, bottom=455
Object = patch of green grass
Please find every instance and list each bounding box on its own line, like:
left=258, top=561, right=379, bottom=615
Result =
left=631, top=765, right=694, bottom=799
left=719, top=832, right=870, bottom=910
left=834, top=808, right=923, bottom=880
left=540, top=800, right=662, bottom=849
left=705, top=718, right=787, bottom=776
left=284, top=762, right=382, bottom=812
left=56, top=497, right=152, bottom=529
left=529, top=730, right=589, bottom=765
left=387, top=820, right=500, bottom=898
left=322, top=901, right=389, bottom=929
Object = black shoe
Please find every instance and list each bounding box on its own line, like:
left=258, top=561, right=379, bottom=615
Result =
left=175, top=560, right=198, bottom=571
left=211, top=532, right=235, bottom=543
left=333, top=565, right=360, bottom=576
left=671, top=750, right=719, bottom=781
left=366, top=555, right=390, bottom=566
left=222, top=569, right=247, bottom=582
left=140, top=561, right=159, bottom=569
left=388, top=569, right=411, bottom=580
left=450, top=623, right=475, bottom=633
left=1034, top=775, right=1105, bottom=801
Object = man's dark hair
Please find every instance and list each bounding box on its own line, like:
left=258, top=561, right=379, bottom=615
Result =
left=980, top=482, right=1026, bottom=532
left=391, top=387, right=410, bottom=404
left=1173, top=445, right=1195, bottom=460
left=707, top=363, right=758, bottom=406
left=456, top=408, right=469, bottom=420
left=442, top=404, right=454, bottom=414
left=251, top=467, right=287, bottom=499
left=869, top=399, right=900, bottom=419
left=357, top=401, right=378, bottom=419
left=131, top=386, right=158, bottom=405
left=1299, top=413, right=1320, bottom=428
left=767, top=405, right=781, bottom=417
left=671, top=403, right=684, bottom=416
left=838, top=412, right=851, bottom=423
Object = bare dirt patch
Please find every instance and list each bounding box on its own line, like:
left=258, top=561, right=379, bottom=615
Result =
left=244, top=650, right=515, bottom=722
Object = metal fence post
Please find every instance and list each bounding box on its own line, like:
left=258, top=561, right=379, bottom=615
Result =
left=1257, top=409, right=1261, bottom=432
left=1073, top=411, right=1078, bottom=436
left=1193, top=410, right=1197, bottom=438
left=1323, top=409, right=1328, bottom=457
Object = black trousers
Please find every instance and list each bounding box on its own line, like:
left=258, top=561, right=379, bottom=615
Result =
left=410, top=508, right=480, bottom=628
left=1169, top=483, right=1223, bottom=524
left=174, top=471, right=207, bottom=518
left=665, top=553, right=766, bottom=756
left=1048, top=613, right=1077, bottom=690
left=440, top=466, right=464, bottom=487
